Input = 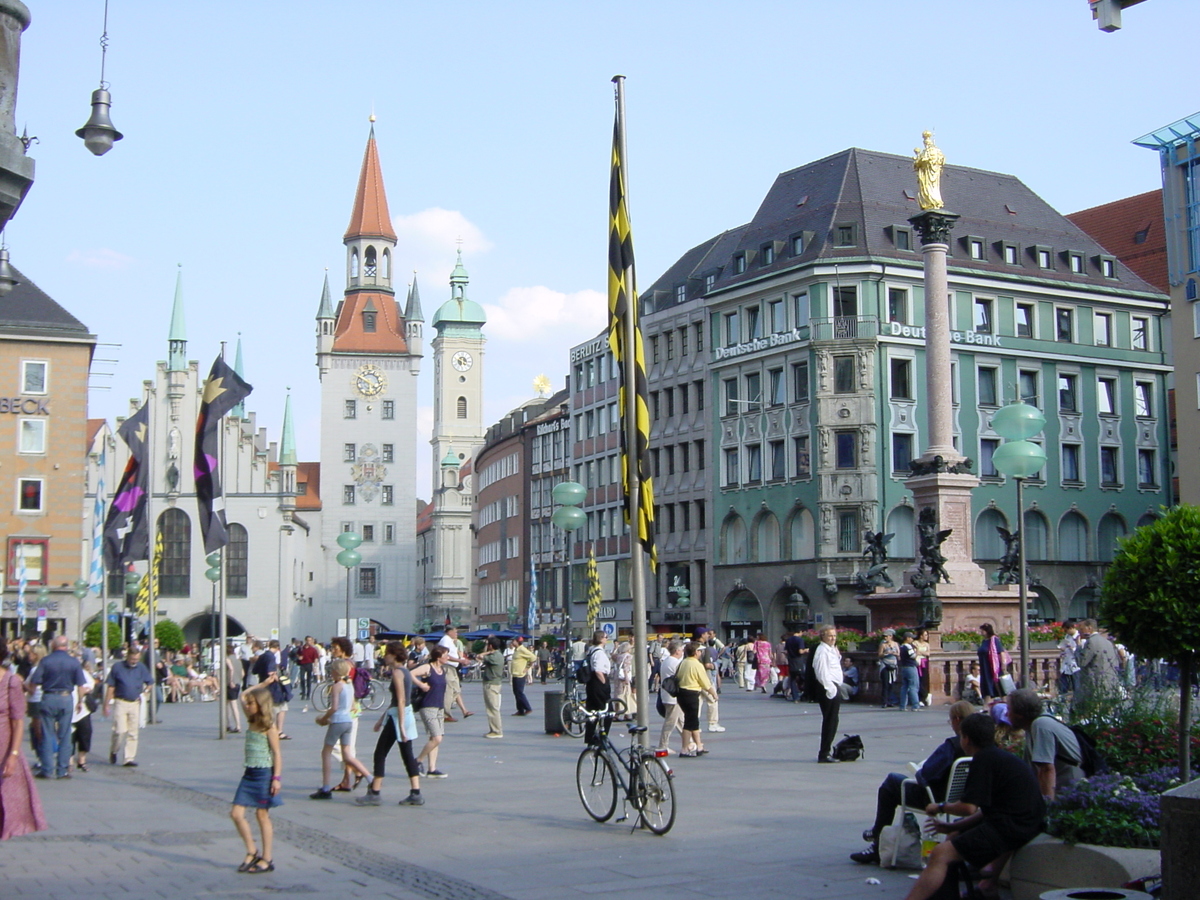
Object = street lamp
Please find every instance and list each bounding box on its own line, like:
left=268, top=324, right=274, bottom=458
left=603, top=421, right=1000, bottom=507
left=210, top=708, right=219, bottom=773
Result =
left=75, top=2, right=123, bottom=156
left=991, top=400, right=1047, bottom=690
left=551, top=481, right=586, bottom=670
left=336, top=531, right=363, bottom=640
left=124, top=570, right=140, bottom=644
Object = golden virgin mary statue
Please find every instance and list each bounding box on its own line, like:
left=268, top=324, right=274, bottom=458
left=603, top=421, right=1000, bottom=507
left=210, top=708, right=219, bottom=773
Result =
left=913, top=131, right=945, bottom=211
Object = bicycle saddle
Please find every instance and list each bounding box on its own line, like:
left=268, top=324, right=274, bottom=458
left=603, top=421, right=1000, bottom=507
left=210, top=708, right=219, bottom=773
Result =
left=627, top=725, right=647, bottom=734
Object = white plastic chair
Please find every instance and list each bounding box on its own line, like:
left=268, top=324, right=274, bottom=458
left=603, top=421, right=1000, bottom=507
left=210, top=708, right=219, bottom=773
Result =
left=901, top=756, right=971, bottom=821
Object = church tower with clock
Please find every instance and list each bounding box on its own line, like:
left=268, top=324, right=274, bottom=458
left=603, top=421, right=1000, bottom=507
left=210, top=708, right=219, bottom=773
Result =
left=313, top=123, right=422, bottom=636
left=427, top=249, right=486, bottom=624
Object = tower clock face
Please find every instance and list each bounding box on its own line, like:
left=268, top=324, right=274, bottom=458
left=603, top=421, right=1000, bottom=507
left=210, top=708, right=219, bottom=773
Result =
left=451, top=351, right=473, bottom=372
left=353, top=363, right=387, bottom=397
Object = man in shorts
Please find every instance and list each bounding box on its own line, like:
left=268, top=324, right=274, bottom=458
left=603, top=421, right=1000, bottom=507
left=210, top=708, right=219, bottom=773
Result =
left=903, top=713, right=1045, bottom=900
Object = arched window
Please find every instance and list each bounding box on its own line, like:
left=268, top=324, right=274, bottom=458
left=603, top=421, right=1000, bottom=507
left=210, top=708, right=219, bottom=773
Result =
left=974, top=508, right=1008, bottom=560
left=1097, top=513, right=1127, bottom=562
left=1058, top=511, right=1088, bottom=561
left=788, top=508, right=815, bottom=560
left=227, top=523, right=248, bottom=598
left=886, top=505, right=916, bottom=558
left=754, top=512, right=780, bottom=563
left=381, top=249, right=390, bottom=280
left=1137, top=512, right=1158, bottom=529
left=158, top=508, right=191, bottom=597
left=456, top=396, right=468, bottom=419
left=364, top=246, right=377, bottom=277
left=1023, top=509, right=1049, bottom=560
left=350, top=249, right=359, bottom=279
left=720, top=514, right=747, bottom=564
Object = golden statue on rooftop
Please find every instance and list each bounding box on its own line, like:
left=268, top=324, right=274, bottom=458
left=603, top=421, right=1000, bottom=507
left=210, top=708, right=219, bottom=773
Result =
left=913, top=130, right=946, bottom=211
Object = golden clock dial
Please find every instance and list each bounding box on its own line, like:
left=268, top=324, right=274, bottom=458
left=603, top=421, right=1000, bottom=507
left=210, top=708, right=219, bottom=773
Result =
left=353, top=364, right=387, bottom=397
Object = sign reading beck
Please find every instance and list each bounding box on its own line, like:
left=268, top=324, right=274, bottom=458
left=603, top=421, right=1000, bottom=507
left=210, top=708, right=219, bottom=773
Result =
left=1, top=397, right=50, bottom=414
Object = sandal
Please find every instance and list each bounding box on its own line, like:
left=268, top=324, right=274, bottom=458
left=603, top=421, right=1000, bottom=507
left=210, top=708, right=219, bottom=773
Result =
left=248, top=858, right=274, bottom=874
left=353, top=773, right=365, bottom=789
left=237, top=852, right=260, bottom=873
left=78, top=763, right=89, bottom=772
left=462, top=711, right=474, bottom=718
left=278, top=734, right=291, bottom=740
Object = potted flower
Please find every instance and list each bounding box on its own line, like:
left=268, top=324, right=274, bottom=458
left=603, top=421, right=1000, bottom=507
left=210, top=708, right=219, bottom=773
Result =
left=1029, top=621, right=1066, bottom=649
left=938, top=630, right=980, bottom=652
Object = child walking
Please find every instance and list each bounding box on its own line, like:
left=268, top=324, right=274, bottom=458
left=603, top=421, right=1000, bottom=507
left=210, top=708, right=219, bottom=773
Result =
left=230, top=686, right=282, bottom=874
left=311, top=659, right=372, bottom=799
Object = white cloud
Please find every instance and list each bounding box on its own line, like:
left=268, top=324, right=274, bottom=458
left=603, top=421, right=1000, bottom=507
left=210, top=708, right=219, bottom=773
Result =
left=483, top=286, right=607, bottom=342
left=391, top=208, right=492, bottom=285
left=66, top=248, right=135, bottom=271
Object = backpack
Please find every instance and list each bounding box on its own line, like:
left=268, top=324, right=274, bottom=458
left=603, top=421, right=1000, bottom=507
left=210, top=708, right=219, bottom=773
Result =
left=1065, top=722, right=1109, bottom=777
left=832, top=733, right=865, bottom=762
left=661, top=674, right=679, bottom=697
left=352, top=665, right=372, bottom=700
left=576, top=649, right=596, bottom=685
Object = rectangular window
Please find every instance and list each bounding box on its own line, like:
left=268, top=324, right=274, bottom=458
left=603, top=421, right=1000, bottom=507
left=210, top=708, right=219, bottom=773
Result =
left=978, top=367, right=998, bottom=407
left=344, top=399, right=357, bottom=419
left=744, top=372, right=761, bottom=409
left=675, top=284, right=685, bottom=304
left=681, top=502, right=691, bottom=533
left=969, top=239, right=984, bottom=260
left=343, top=485, right=356, bottom=505
left=586, top=409, right=596, bottom=436
left=650, top=338, right=660, bottom=364
left=791, top=234, right=805, bottom=255
left=382, top=443, right=394, bottom=463
left=382, top=400, right=394, bottom=420
left=833, top=285, right=857, bottom=318
left=793, top=292, right=810, bottom=330
left=1016, top=302, right=1034, bottom=338
left=381, top=485, right=394, bottom=506
left=890, top=359, right=912, bottom=400
left=358, top=566, right=379, bottom=597
left=746, top=306, right=762, bottom=340
left=343, top=443, right=356, bottom=463
left=838, top=510, right=860, bottom=553
left=679, top=326, right=688, bottom=356
left=665, top=332, right=674, bottom=360
left=835, top=431, right=857, bottom=469
left=1019, top=370, right=1040, bottom=408
left=834, top=356, right=855, bottom=393
left=794, top=436, right=810, bottom=478
left=746, top=444, right=762, bottom=483
left=1102, top=258, right=1116, bottom=278
left=1069, top=253, right=1084, bottom=274
left=974, top=297, right=993, bottom=334
left=892, top=433, right=913, bottom=473
left=888, top=288, right=908, bottom=324
left=1056, top=308, right=1074, bottom=342
left=1037, top=248, right=1052, bottom=269
left=694, top=322, right=704, bottom=352
left=666, top=388, right=675, bottom=418
left=696, top=439, right=705, bottom=469
left=760, top=244, right=775, bottom=265
left=724, top=311, right=739, bottom=347
left=895, top=228, right=911, bottom=251
left=836, top=224, right=856, bottom=247
left=733, top=253, right=746, bottom=274
left=384, top=524, right=394, bottom=543
left=680, top=384, right=689, bottom=415
left=792, top=362, right=809, bottom=403
left=1098, top=377, right=1117, bottom=415
left=1004, top=244, right=1019, bottom=265
left=667, top=444, right=676, bottom=475
left=18, top=478, right=43, bottom=511
left=361, top=525, right=375, bottom=543
left=1132, top=316, right=1149, bottom=350
left=1095, top=312, right=1112, bottom=346
left=704, top=273, right=716, bottom=293
left=21, top=361, right=47, bottom=394
left=723, top=378, right=739, bottom=416
left=1101, top=446, right=1120, bottom=485
left=1135, top=382, right=1153, bottom=418
left=1058, top=373, right=1078, bottom=412
left=769, top=368, right=785, bottom=405
left=769, top=299, right=786, bottom=334
left=1138, top=449, right=1156, bottom=487
left=1062, top=444, right=1081, bottom=482
left=723, top=448, right=739, bottom=486
left=680, top=443, right=690, bottom=472
left=18, top=419, right=46, bottom=454
left=769, top=440, right=785, bottom=480
left=980, top=438, right=1000, bottom=477
left=7, top=538, right=47, bottom=586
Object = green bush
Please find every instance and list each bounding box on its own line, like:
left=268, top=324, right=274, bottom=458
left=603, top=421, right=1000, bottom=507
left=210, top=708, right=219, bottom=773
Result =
left=155, top=618, right=184, bottom=652
left=83, top=619, right=122, bottom=648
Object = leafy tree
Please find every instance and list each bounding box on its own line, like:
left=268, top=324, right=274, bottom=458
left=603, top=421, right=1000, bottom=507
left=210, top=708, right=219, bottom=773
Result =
left=83, top=619, right=122, bottom=649
left=154, top=618, right=185, bottom=652
left=1102, top=505, right=1200, bottom=780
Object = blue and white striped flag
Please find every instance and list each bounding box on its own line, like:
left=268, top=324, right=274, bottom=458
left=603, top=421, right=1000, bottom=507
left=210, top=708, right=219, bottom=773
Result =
left=527, top=568, right=539, bottom=632
left=15, top=543, right=27, bottom=623
left=90, top=450, right=106, bottom=595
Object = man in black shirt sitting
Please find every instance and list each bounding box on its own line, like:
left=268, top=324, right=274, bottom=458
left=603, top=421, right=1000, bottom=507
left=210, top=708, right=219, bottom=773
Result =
left=903, top=713, right=1045, bottom=900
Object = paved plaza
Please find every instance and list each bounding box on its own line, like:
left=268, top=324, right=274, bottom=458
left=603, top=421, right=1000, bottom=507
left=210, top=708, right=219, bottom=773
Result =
left=1, top=682, right=965, bottom=900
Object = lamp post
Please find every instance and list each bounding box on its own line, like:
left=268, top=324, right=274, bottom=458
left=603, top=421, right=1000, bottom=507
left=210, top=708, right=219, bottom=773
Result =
left=123, top=570, right=140, bottom=644
left=205, top=551, right=223, bottom=737
left=336, top=531, right=363, bottom=641
left=991, top=400, right=1047, bottom=689
left=551, top=482, right=586, bottom=673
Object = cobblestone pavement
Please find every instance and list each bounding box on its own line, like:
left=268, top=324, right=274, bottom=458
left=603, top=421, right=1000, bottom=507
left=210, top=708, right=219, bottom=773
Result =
left=2, top=681, right=969, bottom=900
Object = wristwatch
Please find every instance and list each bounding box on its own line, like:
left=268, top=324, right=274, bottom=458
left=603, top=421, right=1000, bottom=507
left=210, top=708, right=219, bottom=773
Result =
left=938, top=802, right=946, bottom=813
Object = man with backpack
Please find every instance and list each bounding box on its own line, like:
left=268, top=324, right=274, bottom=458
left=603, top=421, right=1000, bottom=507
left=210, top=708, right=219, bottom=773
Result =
left=580, top=631, right=611, bottom=745
left=1006, top=688, right=1091, bottom=800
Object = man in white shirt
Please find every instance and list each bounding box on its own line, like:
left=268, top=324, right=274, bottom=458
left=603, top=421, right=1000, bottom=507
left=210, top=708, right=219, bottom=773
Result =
left=813, top=626, right=845, bottom=764
left=570, top=636, right=587, bottom=674
left=235, top=638, right=255, bottom=689
left=437, top=626, right=473, bottom=722
left=583, top=630, right=612, bottom=745
left=1056, top=620, right=1081, bottom=696
left=655, top=641, right=685, bottom=754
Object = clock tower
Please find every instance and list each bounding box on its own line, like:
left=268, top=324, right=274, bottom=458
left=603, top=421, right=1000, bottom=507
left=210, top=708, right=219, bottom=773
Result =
left=312, top=123, right=422, bottom=636
left=427, top=249, right=486, bottom=623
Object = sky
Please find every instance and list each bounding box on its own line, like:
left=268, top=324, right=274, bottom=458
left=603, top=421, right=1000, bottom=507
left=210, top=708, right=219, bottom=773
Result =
left=10, top=0, right=1198, bottom=500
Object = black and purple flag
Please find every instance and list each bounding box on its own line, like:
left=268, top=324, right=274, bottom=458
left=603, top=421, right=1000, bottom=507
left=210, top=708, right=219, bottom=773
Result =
left=194, top=355, right=253, bottom=553
left=102, top=403, right=151, bottom=568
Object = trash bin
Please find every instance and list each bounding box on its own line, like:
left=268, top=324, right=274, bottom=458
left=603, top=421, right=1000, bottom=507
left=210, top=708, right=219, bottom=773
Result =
left=1039, top=890, right=1152, bottom=900
left=544, top=689, right=563, bottom=734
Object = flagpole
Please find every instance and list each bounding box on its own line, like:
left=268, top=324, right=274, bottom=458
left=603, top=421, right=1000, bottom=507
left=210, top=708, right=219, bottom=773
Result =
left=145, top=383, right=159, bottom=727
left=612, top=75, right=652, bottom=737
left=218, top=340, right=229, bottom=740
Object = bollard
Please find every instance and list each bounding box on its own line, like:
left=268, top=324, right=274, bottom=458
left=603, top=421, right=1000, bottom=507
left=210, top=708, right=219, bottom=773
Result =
left=544, top=689, right=563, bottom=734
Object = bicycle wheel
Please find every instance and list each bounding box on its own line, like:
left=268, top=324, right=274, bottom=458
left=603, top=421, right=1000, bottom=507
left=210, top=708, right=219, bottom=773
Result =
left=635, top=756, right=676, bottom=835
left=311, top=681, right=332, bottom=712
left=609, top=698, right=627, bottom=716
left=561, top=701, right=585, bottom=739
left=363, top=679, right=387, bottom=711
left=576, top=748, right=618, bottom=822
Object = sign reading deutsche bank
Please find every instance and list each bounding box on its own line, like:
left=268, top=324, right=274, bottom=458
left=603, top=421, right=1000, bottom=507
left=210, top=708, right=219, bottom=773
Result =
left=888, top=321, right=1002, bottom=347
left=713, top=329, right=805, bottom=361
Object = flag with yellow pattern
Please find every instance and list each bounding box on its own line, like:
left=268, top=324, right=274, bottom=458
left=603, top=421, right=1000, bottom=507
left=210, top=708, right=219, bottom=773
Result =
left=586, top=545, right=602, bottom=630
left=606, top=112, right=656, bottom=570
left=134, top=527, right=163, bottom=618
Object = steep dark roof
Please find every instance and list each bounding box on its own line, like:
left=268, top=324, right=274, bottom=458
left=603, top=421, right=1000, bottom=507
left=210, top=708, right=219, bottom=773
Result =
left=1067, top=190, right=1168, bottom=294
left=645, top=148, right=1163, bottom=299
left=0, top=266, right=94, bottom=338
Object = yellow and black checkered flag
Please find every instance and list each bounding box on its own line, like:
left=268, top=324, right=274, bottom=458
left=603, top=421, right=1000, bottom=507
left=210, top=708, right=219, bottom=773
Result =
left=606, top=109, right=656, bottom=571
left=586, top=546, right=603, bottom=630
left=134, top=527, right=163, bottom=618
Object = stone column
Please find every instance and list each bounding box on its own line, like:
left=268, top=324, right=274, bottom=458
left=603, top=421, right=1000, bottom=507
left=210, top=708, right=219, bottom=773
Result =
left=910, top=209, right=961, bottom=462
left=0, top=0, right=31, bottom=230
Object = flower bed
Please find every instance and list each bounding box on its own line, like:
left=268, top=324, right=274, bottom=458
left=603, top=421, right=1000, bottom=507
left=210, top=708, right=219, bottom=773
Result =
left=1047, top=767, right=1187, bottom=849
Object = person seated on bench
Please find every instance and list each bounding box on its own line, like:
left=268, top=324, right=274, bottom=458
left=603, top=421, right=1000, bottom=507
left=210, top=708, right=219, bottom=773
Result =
left=1005, top=688, right=1084, bottom=802
left=851, top=700, right=976, bottom=864
left=902, top=713, right=1045, bottom=900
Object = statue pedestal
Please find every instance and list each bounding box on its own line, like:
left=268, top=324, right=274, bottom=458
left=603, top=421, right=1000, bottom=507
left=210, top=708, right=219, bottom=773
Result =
left=905, top=468, right=989, bottom=592
left=858, top=583, right=1021, bottom=636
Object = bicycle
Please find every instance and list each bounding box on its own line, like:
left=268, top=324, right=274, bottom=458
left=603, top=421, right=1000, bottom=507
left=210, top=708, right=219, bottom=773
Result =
left=309, top=677, right=387, bottom=712
left=575, top=709, right=676, bottom=835
left=560, top=684, right=626, bottom=739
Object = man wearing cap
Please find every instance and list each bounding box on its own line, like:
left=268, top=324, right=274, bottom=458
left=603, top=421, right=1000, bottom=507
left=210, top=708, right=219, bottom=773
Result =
left=509, top=637, right=536, bottom=716
left=29, top=636, right=87, bottom=779
left=103, top=648, right=152, bottom=766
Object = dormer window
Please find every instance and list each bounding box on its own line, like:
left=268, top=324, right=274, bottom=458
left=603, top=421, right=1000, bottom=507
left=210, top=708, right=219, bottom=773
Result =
left=364, top=246, right=378, bottom=277
left=363, top=311, right=377, bottom=332
left=760, top=243, right=775, bottom=266
left=733, top=253, right=746, bottom=274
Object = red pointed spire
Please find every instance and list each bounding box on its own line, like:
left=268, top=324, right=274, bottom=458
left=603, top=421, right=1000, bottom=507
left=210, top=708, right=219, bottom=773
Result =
left=344, top=127, right=397, bottom=242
